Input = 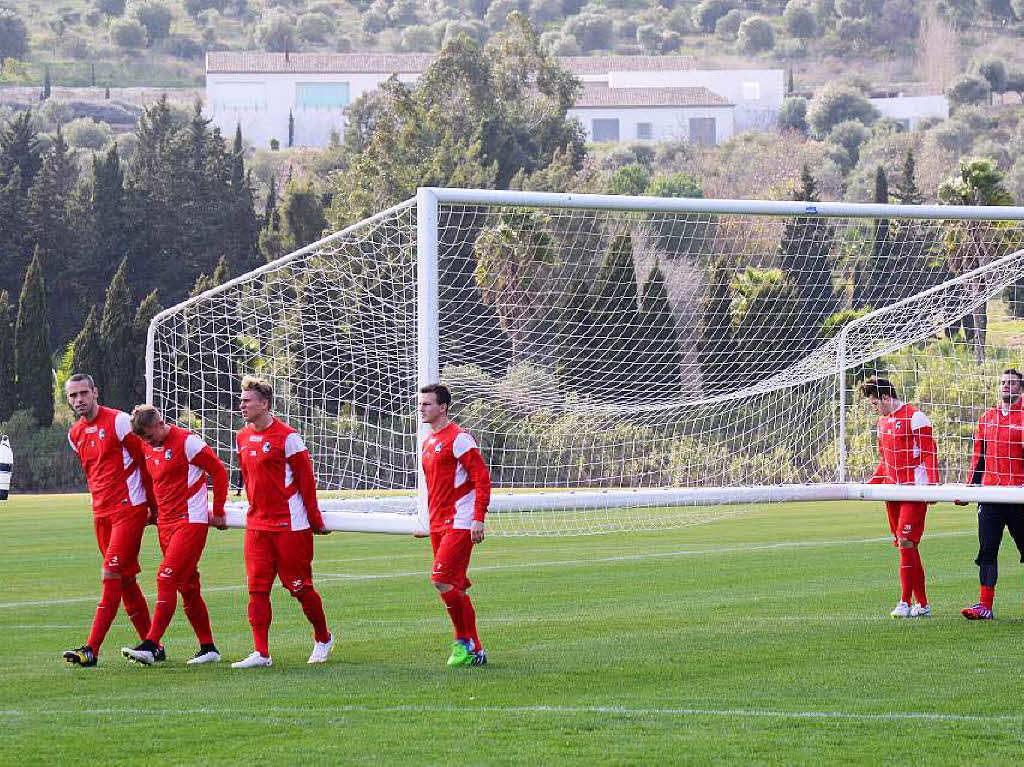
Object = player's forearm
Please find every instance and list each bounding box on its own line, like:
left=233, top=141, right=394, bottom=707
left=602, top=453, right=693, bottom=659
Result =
left=288, top=452, right=324, bottom=529
left=194, top=449, right=229, bottom=515
left=462, top=452, right=491, bottom=521
left=917, top=428, right=940, bottom=483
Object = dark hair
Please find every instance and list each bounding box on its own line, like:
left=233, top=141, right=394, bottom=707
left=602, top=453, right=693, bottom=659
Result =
left=420, top=383, right=451, bottom=407
left=861, top=377, right=899, bottom=400
left=66, top=373, right=96, bottom=388
left=1003, top=368, right=1023, bottom=383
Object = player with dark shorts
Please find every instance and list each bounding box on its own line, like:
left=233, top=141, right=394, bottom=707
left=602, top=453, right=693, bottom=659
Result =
left=957, top=369, right=1024, bottom=620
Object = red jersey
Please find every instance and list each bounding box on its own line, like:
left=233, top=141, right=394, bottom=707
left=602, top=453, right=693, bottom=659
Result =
left=421, top=422, right=491, bottom=534
left=68, top=406, right=150, bottom=517
left=143, top=425, right=229, bottom=526
left=868, top=402, right=940, bottom=486
left=236, top=418, right=323, bottom=532
left=967, top=401, right=1024, bottom=486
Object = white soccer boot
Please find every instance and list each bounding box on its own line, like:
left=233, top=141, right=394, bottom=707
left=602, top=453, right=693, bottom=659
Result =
left=186, top=645, right=222, bottom=664
left=910, top=603, right=932, bottom=617
left=231, top=651, right=273, bottom=669
left=307, top=634, right=334, bottom=664
left=890, top=601, right=912, bottom=618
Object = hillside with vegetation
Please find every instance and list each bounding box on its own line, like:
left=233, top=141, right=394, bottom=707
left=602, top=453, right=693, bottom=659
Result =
left=0, top=0, right=1019, bottom=91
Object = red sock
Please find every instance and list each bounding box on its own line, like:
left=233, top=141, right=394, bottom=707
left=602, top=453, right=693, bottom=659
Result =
left=147, top=578, right=177, bottom=644
left=898, top=548, right=915, bottom=603
left=181, top=587, right=214, bottom=646
left=440, top=589, right=466, bottom=639
left=248, top=592, right=272, bottom=656
left=121, top=578, right=151, bottom=640
left=295, top=587, right=330, bottom=643
left=909, top=548, right=927, bottom=606
left=87, top=577, right=123, bottom=652
left=980, top=585, right=995, bottom=609
left=461, top=593, right=481, bottom=652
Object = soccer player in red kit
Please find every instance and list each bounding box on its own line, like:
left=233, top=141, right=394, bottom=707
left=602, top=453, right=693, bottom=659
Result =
left=63, top=374, right=155, bottom=667
left=419, top=383, right=490, bottom=667
left=955, top=369, right=1024, bottom=620
left=121, top=405, right=228, bottom=665
left=862, top=377, right=940, bottom=619
left=232, top=375, right=333, bottom=669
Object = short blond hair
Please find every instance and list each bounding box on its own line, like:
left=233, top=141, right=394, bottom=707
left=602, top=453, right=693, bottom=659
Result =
left=241, top=375, right=273, bottom=407
left=130, top=404, right=163, bottom=435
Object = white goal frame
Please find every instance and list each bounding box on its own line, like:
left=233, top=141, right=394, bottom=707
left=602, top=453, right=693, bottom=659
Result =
left=147, top=188, right=1024, bottom=535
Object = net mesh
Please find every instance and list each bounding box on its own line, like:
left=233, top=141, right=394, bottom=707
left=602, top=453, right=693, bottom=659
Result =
left=149, top=195, right=1024, bottom=535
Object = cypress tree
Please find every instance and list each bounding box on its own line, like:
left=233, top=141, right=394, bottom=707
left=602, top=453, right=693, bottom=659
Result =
left=27, top=129, right=78, bottom=343
left=288, top=110, right=294, bottom=148
left=42, top=66, right=50, bottom=100
left=0, top=111, right=42, bottom=193
left=264, top=174, right=278, bottom=230
left=14, top=249, right=53, bottom=426
left=698, top=257, right=736, bottom=392
left=0, top=290, right=14, bottom=422
left=231, top=123, right=244, bottom=192
left=98, top=258, right=135, bottom=411
left=893, top=150, right=922, bottom=205
left=71, top=305, right=104, bottom=391
left=778, top=165, right=837, bottom=364
left=639, top=260, right=681, bottom=401
left=212, top=255, right=230, bottom=286
left=130, top=290, right=161, bottom=405
left=593, top=233, right=641, bottom=397
left=0, top=166, right=27, bottom=300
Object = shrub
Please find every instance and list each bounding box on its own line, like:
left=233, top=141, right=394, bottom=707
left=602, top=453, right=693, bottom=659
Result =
left=110, top=17, right=148, bottom=49
left=807, top=81, right=879, bottom=136
left=2, top=411, right=85, bottom=492
left=778, top=97, right=808, bottom=133
left=946, top=73, right=991, bottom=111
left=692, top=0, right=735, bottom=32
left=129, top=0, right=173, bottom=44
left=737, top=16, right=774, bottom=54
left=714, top=9, right=745, bottom=40
left=64, top=117, right=112, bottom=149
left=296, top=11, right=334, bottom=42
left=783, top=0, right=816, bottom=38
left=0, top=9, right=28, bottom=61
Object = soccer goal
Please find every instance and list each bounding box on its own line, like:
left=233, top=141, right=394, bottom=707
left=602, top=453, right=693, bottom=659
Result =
left=146, top=188, right=1024, bottom=535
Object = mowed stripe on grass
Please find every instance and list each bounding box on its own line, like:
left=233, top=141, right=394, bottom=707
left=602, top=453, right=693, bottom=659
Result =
left=2, top=493, right=1022, bottom=765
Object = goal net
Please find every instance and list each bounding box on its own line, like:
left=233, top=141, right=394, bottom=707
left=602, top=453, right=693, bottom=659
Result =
left=147, top=189, right=1024, bottom=535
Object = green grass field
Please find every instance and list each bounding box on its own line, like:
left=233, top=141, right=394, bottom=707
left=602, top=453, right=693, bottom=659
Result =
left=3, top=494, right=1024, bottom=765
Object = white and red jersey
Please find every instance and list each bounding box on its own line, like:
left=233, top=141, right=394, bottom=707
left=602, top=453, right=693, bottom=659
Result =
left=68, top=406, right=150, bottom=517
left=967, top=401, right=1024, bottom=486
left=143, top=425, right=229, bottom=526
left=421, top=422, right=491, bottom=534
left=868, top=402, right=940, bottom=486
left=236, top=418, right=323, bottom=533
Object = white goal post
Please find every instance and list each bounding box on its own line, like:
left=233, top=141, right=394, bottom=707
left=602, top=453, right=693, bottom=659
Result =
left=147, top=188, right=1024, bottom=536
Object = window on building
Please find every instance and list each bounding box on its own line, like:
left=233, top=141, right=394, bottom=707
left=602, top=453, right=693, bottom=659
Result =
left=296, top=82, right=351, bottom=109
left=592, top=118, right=620, bottom=142
left=742, top=81, right=760, bottom=100
left=689, top=117, right=717, bottom=146
left=218, top=82, right=267, bottom=110
left=636, top=122, right=653, bottom=140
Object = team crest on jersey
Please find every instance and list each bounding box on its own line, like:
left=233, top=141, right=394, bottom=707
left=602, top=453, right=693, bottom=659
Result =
left=98, top=428, right=106, bottom=440
left=261, top=441, right=271, bottom=454
left=165, top=449, right=172, bottom=460
left=435, top=443, right=443, bottom=453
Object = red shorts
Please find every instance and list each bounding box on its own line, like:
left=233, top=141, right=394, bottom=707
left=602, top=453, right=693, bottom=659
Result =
left=885, top=501, right=927, bottom=544
left=244, top=528, right=314, bottom=595
left=93, top=504, right=149, bottom=577
left=157, top=522, right=209, bottom=590
left=430, top=528, right=474, bottom=591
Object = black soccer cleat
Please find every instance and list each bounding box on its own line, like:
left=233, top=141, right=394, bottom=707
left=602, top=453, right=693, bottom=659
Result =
left=63, top=645, right=97, bottom=667
left=121, top=639, right=166, bottom=666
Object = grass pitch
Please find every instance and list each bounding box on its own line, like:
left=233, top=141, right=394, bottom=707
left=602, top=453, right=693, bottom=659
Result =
left=2, top=494, right=1024, bottom=765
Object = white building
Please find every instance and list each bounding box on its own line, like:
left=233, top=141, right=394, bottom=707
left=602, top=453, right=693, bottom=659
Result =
left=570, top=83, right=733, bottom=145
left=869, top=95, right=949, bottom=132
left=206, top=52, right=780, bottom=148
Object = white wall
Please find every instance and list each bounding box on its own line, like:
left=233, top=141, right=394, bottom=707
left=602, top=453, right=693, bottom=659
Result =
left=609, top=69, right=784, bottom=132
left=568, top=105, right=734, bottom=145
left=207, top=71, right=418, bottom=148
left=869, top=95, right=949, bottom=131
